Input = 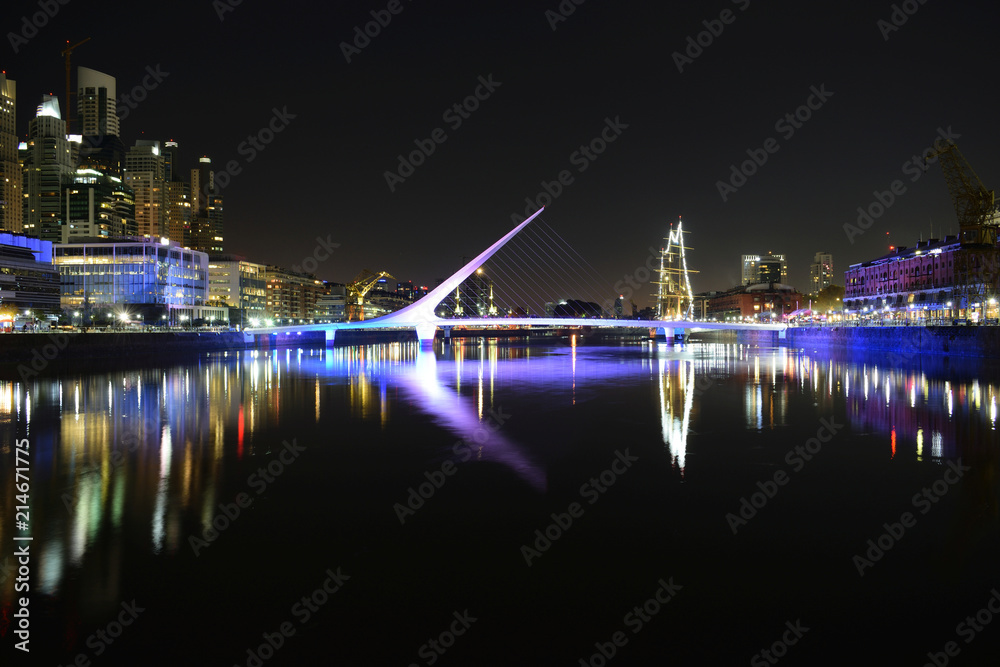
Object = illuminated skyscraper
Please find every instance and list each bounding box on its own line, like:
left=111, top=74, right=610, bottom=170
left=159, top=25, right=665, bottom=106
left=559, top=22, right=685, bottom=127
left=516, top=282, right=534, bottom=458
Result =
left=0, top=72, right=22, bottom=233
left=22, top=95, right=75, bottom=242
left=124, top=140, right=166, bottom=237
left=810, top=252, right=833, bottom=292
left=76, top=67, right=125, bottom=176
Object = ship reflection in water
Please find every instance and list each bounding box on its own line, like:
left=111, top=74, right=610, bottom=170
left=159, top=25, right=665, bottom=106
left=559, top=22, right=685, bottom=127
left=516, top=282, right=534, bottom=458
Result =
left=0, top=340, right=997, bottom=645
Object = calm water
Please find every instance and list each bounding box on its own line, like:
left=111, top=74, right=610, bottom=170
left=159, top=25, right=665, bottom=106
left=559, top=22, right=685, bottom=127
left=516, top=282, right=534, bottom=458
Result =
left=2, top=339, right=999, bottom=665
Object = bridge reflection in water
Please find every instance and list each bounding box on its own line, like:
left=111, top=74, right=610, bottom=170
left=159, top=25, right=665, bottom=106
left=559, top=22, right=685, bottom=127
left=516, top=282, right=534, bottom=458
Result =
left=0, top=340, right=997, bottom=615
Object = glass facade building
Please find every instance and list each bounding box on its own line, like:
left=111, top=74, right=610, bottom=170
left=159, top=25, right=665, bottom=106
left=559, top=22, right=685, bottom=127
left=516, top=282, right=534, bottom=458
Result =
left=54, top=238, right=208, bottom=310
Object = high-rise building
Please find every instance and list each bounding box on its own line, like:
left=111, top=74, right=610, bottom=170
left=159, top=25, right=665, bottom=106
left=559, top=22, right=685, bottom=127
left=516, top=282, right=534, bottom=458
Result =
left=124, top=140, right=166, bottom=237
left=0, top=73, right=22, bottom=233
left=741, top=252, right=787, bottom=285
left=76, top=67, right=125, bottom=177
left=64, top=168, right=136, bottom=241
left=165, top=179, right=192, bottom=244
left=809, top=252, right=833, bottom=292
left=22, top=96, right=75, bottom=242
left=77, top=67, right=120, bottom=138
left=264, top=266, right=326, bottom=323
left=191, top=156, right=213, bottom=215
left=189, top=155, right=223, bottom=253
left=207, top=255, right=266, bottom=325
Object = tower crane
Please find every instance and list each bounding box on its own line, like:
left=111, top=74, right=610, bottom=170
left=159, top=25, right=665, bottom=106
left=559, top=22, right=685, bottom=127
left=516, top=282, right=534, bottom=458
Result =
left=61, top=38, right=91, bottom=134
left=347, top=269, right=394, bottom=321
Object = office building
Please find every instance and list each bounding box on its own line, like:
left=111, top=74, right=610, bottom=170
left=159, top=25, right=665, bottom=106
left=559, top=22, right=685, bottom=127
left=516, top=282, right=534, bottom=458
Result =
left=124, top=140, right=166, bottom=237
left=76, top=67, right=125, bottom=177
left=54, top=237, right=224, bottom=324
left=741, top=252, right=788, bottom=286
left=22, top=95, right=75, bottom=242
left=0, top=73, right=22, bottom=233
left=207, top=255, right=267, bottom=325
left=264, top=266, right=326, bottom=323
left=63, top=168, right=136, bottom=241
left=0, top=232, right=60, bottom=316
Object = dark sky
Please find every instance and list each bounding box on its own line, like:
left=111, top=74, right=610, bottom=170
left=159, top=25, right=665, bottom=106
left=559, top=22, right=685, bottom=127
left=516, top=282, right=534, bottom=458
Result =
left=5, top=0, right=1000, bottom=305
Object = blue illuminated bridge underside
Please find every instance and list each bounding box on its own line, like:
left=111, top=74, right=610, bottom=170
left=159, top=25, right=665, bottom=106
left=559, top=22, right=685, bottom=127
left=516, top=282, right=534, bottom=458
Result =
left=246, top=207, right=787, bottom=344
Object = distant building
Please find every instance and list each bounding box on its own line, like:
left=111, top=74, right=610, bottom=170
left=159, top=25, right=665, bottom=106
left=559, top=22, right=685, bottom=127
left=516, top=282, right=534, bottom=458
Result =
left=64, top=168, right=136, bottom=241
left=0, top=73, right=22, bottom=234
left=54, top=237, right=223, bottom=324
left=707, top=283, right=804, bottom=321
left=758, top=258, right=783, bottom=284
left=264, top=266, right=326, bottom=323
left=810, top=252, right=833, bottom=292
left=741, top=252, right=787, bottom=285
left=124, top=140, right=166, bottom=238
left=76, top=67, right=126, bottom=177
left=843, top=235, right=1000, bottom=321
left=0, top=233, right=60, bottom=316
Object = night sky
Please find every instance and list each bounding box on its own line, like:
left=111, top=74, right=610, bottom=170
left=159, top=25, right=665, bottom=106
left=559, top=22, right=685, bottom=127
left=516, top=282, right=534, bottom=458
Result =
left=5, top=0, right=1000, bottom=304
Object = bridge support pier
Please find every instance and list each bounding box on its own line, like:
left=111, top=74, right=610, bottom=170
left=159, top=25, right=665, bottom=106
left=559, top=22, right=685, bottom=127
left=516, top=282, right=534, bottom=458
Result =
left=325, top=329, right=336, bottom=347
left=415, top=323, right=437, bottom=348
left=654, top=327, right=674, bottom=343
left=443, top=326, right=452, bottom=345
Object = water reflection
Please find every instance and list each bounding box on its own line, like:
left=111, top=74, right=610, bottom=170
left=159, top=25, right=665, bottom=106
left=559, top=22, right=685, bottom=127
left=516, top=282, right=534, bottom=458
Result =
left=0, top=341, right=997, bottom=618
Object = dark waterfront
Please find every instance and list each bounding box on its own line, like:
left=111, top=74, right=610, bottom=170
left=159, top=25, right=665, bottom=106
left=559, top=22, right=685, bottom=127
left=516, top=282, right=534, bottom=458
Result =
left=2, top=339, right=999, bottom=665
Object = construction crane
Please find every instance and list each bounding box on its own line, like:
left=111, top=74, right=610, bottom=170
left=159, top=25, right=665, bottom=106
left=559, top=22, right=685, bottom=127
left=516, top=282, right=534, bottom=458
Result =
left=61, top=37, right=91, bottom=134
left=346, top=269, right=394, bottom=321
left=926, top=142, right=999, bottom=315
left=926, top=141, right=997, bottom=246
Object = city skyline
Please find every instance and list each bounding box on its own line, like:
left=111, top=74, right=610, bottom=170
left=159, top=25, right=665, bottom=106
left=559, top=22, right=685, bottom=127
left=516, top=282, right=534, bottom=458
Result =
left=2, top=0, right=999, bottom=301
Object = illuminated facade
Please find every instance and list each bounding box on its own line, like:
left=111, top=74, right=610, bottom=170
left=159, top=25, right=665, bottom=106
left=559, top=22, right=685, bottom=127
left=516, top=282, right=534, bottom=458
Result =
left=0, top=73, right=22, bottom=233
left=741, top=252, right=787, bottom=286
left=707, top=283, right=804, bottom=321
left=810, top=252, right=833, bottom=292
left=264, top=265, right=326, bottom=323
left=207, top=255, right=266, bottom=323
left=63, top=168, right=136, bottom=241
left=54, top=237, right=209, bottom=312
left=21, top=95, right=75, bottom=242
left=843, top=235, right=1000, bottom=320
left=124, top=140, right=166, bottom=238
left=0, top=233, right=60, bottom=315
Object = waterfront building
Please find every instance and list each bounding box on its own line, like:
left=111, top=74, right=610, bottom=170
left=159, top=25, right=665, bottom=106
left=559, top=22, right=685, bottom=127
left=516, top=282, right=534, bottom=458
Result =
left=207, top=255, right=267, bottom=325
left=0, top=73, right=22, bottom=233
left=707, top=283, right=804, bottom=321
left=843, top=235, right=1000, bottom=321
left=264, top=265, right=326, bottom=323
left=809, top=252, right=833, bottom=292
left=0, top=232, right=60, bottom=317
left=53, top=237, right=224, bottom=324
left=22, top=96, right=75, bottom=242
